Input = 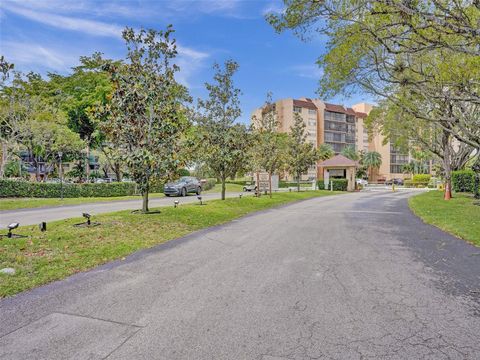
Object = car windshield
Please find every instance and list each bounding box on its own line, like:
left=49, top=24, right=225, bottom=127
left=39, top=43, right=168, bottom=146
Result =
left=179, top=177, right=190, bottom=182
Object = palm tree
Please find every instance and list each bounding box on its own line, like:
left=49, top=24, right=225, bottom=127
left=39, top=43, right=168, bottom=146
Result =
left=362, top=151, right=382, bottom=181
left=318, top=143, right=335, bottom=161
left=340, top=145, right=359, bottom=161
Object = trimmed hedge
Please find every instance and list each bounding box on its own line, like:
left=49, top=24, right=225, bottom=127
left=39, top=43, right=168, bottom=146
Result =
left=317, top=178, right=348, bottom=191
left=452, top=170, right=476, bottom=193
left=279, top=181, right=312, bottom=188
left=0, top=179, right=140, bottom=198
left=225, top=180, right=249, bottom=186
left=412, top=174, right=431, bottom=183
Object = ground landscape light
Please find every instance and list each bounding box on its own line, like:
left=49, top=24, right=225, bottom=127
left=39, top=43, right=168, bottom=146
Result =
left=7, top=223, right=19, bottom=238
left=197, top=196, right=203, bottom=205
left=174, top=200, right=179, bottom=208
left=82, top=213, right=91, bottom=225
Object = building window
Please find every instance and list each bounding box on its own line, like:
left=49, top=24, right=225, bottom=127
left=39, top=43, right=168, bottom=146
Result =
left=308, top=109, right=317, bottom=115
left=308, top=119, right=317, bottom=127
left=390, top=165, right=404, bottom=174
left=324, top=111, right=346, bottom=122
left=293, top=106, right=302, bottom=113
left=324, top=131, right=345, bottom=142
left=324, top=121, right=347, bottom=132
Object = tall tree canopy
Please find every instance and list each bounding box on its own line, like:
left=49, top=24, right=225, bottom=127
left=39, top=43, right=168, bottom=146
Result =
left=195, top=60, right=251, bottom=200
left=98, top=26, right=190, bottom=212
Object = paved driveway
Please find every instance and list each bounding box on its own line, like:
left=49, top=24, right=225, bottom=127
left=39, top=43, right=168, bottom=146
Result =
left=1, top=190, right=479, bottom=359
left=0, top=192, right=247, bottom=228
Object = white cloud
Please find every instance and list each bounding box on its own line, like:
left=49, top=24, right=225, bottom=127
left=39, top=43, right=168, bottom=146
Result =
left=1, top=41, right=78, bottom=72
left=2, top=2, right=124, bottom=38
left=262, top=1, right=285, bottom=16
left=1, top=1, right=212, bottom=86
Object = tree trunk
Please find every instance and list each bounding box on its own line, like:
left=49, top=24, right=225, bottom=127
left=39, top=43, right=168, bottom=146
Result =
left=268, top=172, right=272, bottom=198
left=142, top=190, right=149, bottom=213
left=85, top=142, right=90, bottom=182
left=472, top=153, right=480, bottom=199
left=256, top=171, right=260, bottom=197
left=442, top=131, right=452, bottom=200
left=221, top=175, right=226, bottom=200
left=297, top=172, right=300, bottom=192
left=0, top=141, right=7, bottom=178
left=114, top=163, right=122, bottom=182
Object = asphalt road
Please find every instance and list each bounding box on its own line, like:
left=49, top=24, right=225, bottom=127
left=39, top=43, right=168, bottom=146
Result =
left=1, top=190, right=479, bottom=359
left=0, top=191, right=248, bottom=228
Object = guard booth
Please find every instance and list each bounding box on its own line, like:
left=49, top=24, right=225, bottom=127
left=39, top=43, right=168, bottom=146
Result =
left=318, top=155, right=358, bottom=191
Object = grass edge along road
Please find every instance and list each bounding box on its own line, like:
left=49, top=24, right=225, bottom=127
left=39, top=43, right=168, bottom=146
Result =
left=0, top=184, right=246, bottom=211
left=0, top=190, right=343, bottom=298
left=409, top=190, right=480, bottom=247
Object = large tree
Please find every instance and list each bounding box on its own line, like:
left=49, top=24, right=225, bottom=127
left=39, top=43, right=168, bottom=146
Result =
left=195, top=60, right=250, bottom=200
left=49, top=53, right=113, bottom=181
left=287, top=112, right=318, bottom=191
left=98, top=26, right=190, bottom=212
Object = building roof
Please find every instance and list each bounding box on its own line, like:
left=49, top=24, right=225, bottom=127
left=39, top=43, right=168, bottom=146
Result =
left=355, top=112, right=368, bottom=118
left=293, top=99, right=317, bottom=110
left=324, top=103, right=347, bottom=113
left=318, top=154, right=358, bottom=167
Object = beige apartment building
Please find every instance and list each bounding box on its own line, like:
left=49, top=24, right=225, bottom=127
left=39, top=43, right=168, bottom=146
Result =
left=252, top=97, right=412, bottom=182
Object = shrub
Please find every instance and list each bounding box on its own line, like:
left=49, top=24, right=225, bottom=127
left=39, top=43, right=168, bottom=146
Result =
left=317, top=178, right=348, bottom=191
left=225, top=180, right=249, bottom=186
left=202, top=178, right=217, bottom=191
left=0, top=179, right=138, bottom=198
left=452, top=170, right=475, bottom=193
left=412, top=174, right=431, bottom=183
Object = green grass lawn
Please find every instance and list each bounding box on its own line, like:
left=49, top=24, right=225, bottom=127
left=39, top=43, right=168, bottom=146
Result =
left=0, top=190, right=342, bottom=297
left=0, top=183, right=245, bottom=211
left=204, top=183, right=245, bottom=193
left=409, top=190, right=480, bottom=247
left=0, top=193, right=165, bottom=211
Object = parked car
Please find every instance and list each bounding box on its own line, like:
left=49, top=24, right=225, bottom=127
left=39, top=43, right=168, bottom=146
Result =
left=243, top=183, right=257, bottom=192
left=356, top=179, right=368, bottom=186
left=164, top=176, right=202, bottom=197
left=385, top=178, right=404, bottom=185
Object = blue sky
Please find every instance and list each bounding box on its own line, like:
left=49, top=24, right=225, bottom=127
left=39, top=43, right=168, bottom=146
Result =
left=0, top=0, right=372, bottom=124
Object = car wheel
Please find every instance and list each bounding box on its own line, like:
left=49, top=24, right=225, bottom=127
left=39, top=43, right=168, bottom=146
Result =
left=181, top=188, right=186, bottom=197
left=196, top=187, right=201, bottom=195
left=243, top=187, right=247, bottom=192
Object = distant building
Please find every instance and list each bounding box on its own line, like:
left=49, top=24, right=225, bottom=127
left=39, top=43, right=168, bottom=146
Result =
left=251, top=98, right=429, bottom=182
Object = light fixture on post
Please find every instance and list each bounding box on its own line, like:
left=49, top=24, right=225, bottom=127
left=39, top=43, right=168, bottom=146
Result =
left=7, top=223, right=18, bottom=238
left=174, top=200, right=179, bottom=208
left=73, top=212, right=100, bottom=227
left=1, top=223, right=27, bottom=239
left=39, top=222, right=47, bottom=232
left=83, top=213, right=91, bottom=226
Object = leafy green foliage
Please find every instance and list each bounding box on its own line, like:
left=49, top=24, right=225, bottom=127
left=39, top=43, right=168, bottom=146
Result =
left=98, top=26, right=190, bottom=212
left=317, top=178, right=348, bottom=191
left=195, top=60, right=251, bottom=200
left=340, top=145, right=359, bottom=161
left=318, top=143, right=335, bottom=161
left=0, top=179, right=138, bottom=198
left=286, top=112, right=318, bottom=190
left=452, top=170, right=476, bottom=193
